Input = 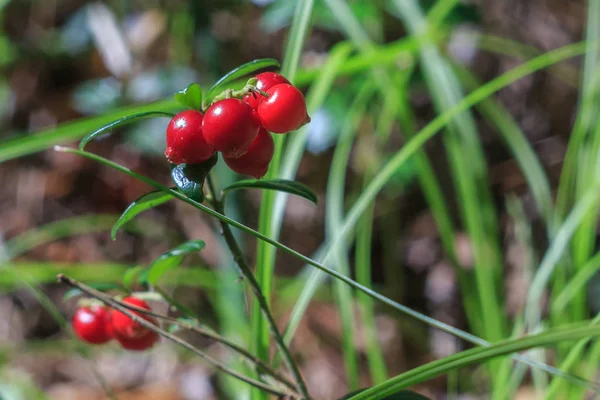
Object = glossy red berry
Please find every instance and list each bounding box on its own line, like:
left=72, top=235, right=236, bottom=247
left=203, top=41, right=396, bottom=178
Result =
left=223, top=127, right=274, bottom=178
left=165, top=110, right=215, bottom=165
left=114, top=330, right=159, bottom=351
left=111, top=297, right=157, bottom=340
left=243, top=72, right=290, bottom=109
left=73, top=305, right=113, bottom=344
left=257, top=84, right=310, bottom=134
left=202, top=99, right=261, bottom=158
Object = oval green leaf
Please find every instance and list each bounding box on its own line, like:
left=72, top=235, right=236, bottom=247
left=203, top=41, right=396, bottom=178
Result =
left=170, top=153, right=218, bottom=203
left=174, top=83, right=203, bottom=110
left=223, top=179, right=317, bottom=204
left=79, top=111, right=175, bottom=150
left=112, top=189, right=175, bottom=240
left=122, top=266, right=145, bottom=290
left=110, top=190, right=173, bottom=240
left=146, top=240, right=206, bottom=285
left=204, top=58, right=281, bottom=104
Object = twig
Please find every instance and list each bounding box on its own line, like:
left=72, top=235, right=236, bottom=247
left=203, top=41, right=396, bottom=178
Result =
left=106, top=292, right=297, bottom=392
left=206, top=175, right=311, bottom=400
left=57, top=274, right=299, bottom=399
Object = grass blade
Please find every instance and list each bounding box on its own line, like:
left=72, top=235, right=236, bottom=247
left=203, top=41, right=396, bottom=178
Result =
left=79, top=111, right=174, bottom=150
left=0, top=99, right=181, bottom=163
left=325, top=79, right=376, bottom=389
left=347, top=322, right=600, bottom=400
left=251, top=3, right=315, bottom=399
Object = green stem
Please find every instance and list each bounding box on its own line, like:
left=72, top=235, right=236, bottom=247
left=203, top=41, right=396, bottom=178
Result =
left=206, top=176, right=311, bottom=400
left=58, top=274, right=298, bottom=399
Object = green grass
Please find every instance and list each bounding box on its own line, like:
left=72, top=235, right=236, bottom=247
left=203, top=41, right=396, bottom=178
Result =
left=4, top=1, right=600, bottom=398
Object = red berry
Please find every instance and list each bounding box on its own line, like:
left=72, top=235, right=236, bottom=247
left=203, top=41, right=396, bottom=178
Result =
left=243, top=72, right=290, bottom=109
left=111, top=297, right=157, bottom=340
left=202, top=99, right=261, bottom=158
left=223, top=127, right=274, bottom=178
left=257, top=84, right=310, bottom=134
left=114, top=330, right=159, bottom=351
left=165, top=110, right=215, bottom=165
left=73, top=305, right=113, bottom=344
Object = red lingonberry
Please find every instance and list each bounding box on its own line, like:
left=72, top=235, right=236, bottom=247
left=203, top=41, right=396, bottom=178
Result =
left=243, top=72, right=290, bottom=109
left=73, top=305, right=113, bottom=344
left=223, top=127, right=274, bottom=178
left=202, top=98, right=261, bottom=158
left=114, top=330, right=159, bottom=351
left=111, top=297, right=157, bottom=340
left=257, top=84, right=310, bottom=134
left=165, top=110, right=215, bottom=165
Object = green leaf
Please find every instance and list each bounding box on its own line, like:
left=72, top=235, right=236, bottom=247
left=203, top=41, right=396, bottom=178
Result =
left=174, top=83, right=203, bottom=110
left=122, top=266, right=144, bottom=290
left=112, top=189, right=175, bottom=240
left=63, top=283, right=125, bottom=301
left=205, top=58, right=281, bottom=104
left=223, top=179, right=317, bottom=204
left=146, top=240, right=206, bottom=285
left=170, top=153, right=218, bottom=203
left=347, top=322, right=600, bottom=399
left=339, top=389, right=430, bottom=400
left=79, top=111, right=175, bottom=150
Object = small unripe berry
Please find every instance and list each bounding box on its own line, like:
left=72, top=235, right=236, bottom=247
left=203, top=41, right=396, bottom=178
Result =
left=73, top=305, right=113, bottom=344
left=202, top=99, right=261, bottom=158
left=223, top=127, right=274, bottom=178
left=165, top=110, right=215, bottom=165
left=257, top=84, right=310, bottom=134
left=243, top=72, right=290, bottom=109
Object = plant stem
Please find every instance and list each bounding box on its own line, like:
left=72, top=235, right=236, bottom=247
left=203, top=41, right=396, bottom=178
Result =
left=206, top=175, right=311, bottom=400
left=107, top=291, right=298, bottom=392
left=58, top=274, right=299, bottom=399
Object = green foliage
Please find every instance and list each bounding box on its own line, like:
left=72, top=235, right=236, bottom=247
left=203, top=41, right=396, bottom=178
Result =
left=4, top=1, right=600, bottom=399
left=204, top=58, right=281, bottom=106
left=222, top=179, right=317, bottom=204
left=169, top=154, right=219, bottom=203
left=144, top=240, right=206, bottom=285
left=175, top=83, right=203, bottom=111
left=339, top=389, right=431, bottom=400
left=112, top=190, right=174, bottom=240
left=62, top=283, right=126, bottom=301
left=79, top=111, right=175, bottom=150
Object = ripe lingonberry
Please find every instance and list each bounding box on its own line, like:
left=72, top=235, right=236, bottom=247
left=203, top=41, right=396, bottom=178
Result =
left=73, top=305, right=113, bottom=344
left=243, top=72, right=290, bottom=109
left=111, top=297, right=157, bottom=340
left=257, top=84, right=309, bottom=134
left=165, top=110, right=215, bottom=165
left=114, top=329, right=159, bottom=351
left=202, top=99, right=261, bottom=158
left=223, top=127, right=274, bottom=178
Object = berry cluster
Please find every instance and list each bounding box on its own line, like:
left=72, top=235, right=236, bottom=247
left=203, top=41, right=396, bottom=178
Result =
left=165, top=72, right=309, bottom=178
left=72, top=297, right=159, bottom=351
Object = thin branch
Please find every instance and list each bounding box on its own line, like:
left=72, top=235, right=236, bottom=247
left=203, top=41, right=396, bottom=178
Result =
left=206, top=175, right=311, bottom=400
left=58, top=274, right=299, bottom=399
left=107, top=291, right=297, bottom=392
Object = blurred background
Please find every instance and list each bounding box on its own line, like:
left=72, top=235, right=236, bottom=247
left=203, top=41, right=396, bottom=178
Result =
left=0, top=0, right=593, bottom=399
